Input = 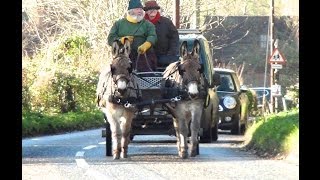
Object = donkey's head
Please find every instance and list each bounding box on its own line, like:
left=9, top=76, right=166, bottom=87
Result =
left=178, top=40, right=204, bottom=99
left=110, top=40, right=133, bottom=95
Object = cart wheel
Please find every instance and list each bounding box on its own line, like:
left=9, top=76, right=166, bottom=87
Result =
left=196, top=136, right=200, bottom=155
left=105, top=119, right=112, bottom=156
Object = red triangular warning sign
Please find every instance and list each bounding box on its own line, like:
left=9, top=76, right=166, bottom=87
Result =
left=268, top=48, right=287, bottom=64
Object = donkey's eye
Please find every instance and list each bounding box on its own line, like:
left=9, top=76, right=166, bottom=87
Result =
left=178, top=68, right=185, bottom=75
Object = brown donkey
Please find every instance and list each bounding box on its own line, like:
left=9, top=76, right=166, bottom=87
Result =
left=162, top=40, right=207, bottom=158
left=96, top=40, right=140, bottom=159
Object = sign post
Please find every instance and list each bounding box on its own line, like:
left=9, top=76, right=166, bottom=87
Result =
left=269, top=47, right=286, bottom=113
left=268, top=48, right=287, bottom=65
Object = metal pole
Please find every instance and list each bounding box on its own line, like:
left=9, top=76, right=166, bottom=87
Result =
left=270, top=0, right=275, bottom=113
left=173, top=0, right=180, bottom=28
left=194, top=0, right=200, bottom=28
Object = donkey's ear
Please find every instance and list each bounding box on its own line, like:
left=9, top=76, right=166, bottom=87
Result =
left=123, top=40, right=131, bottom=57
left=191, top=40, right=200, bottom=58
left=112, top=40, right=120, bottom=57
left=179, top=41, right=188, bottom=59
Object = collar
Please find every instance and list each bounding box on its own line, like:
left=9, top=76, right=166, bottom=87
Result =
left=126, top=14, right=138, bottom=23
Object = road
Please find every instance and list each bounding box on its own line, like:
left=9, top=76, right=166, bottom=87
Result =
left=22, top=128, right=299, bottom=180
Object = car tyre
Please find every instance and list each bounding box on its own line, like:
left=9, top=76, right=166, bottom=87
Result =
left=130, top=134, right=134, bottom=141
left=212, top=122, right=218, bottom=141
left=240, top=112, right=249, bottom=135
left=231, top=113, right=241, bottom=135
left=200, top=127, right=212, bottom=143
left=105, top=116, right=112, bottom=156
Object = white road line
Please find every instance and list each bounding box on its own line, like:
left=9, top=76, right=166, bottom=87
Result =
left=75, top=144, right=113, bottom=179
left=75, top=159, right=89, bottom=168
left=75, top=151, right=85, bottom=157
left=83, top=145, right=97, bottom=150
left=98, top=141, right=106, bottom=145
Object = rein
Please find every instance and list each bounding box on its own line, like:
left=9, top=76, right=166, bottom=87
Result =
left=135, top=53, right=154, bottom=72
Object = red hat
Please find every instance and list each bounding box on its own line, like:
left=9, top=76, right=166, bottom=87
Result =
left=143, top=1, right=160, bottom=11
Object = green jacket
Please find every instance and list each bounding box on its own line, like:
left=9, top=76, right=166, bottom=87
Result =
left=107, top=18, right=157, bottom=51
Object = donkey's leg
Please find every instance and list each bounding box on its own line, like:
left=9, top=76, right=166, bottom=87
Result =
left=109, top=119, right=121, bottom=160
left=190, top=108, right=202, bottom=157
left=120, top=114, right=133, bottom=159
left=178, top=119, right=189, bottom=159
left=173, top=117, right=182, bottom=155
left=104, top=108, right=121, bottom=159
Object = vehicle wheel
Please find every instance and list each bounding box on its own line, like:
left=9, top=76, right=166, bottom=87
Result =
left=200, top=127, right=212, bottom=143
left=130, top=134, right=134, bottom=141
left=196, top=138, right=200, bottom=155
left=240, top=113, right=249, bottom=135
left=105, top=119, right=112, bottom=156
left=212, top=122, right=218, bottom=141
left=231, top=113, right=241, bottom=135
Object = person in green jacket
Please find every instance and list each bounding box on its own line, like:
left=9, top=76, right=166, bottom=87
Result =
left=107, top=0, right=158, bottom=72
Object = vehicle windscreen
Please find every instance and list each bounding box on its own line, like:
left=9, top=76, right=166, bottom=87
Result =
left=217, top=74, right=235, bottom=92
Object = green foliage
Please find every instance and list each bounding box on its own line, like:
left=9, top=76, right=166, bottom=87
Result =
left=54, top=35, right=92, bottom=67
left=22, top=68, right=35, bottom=113
left=22, top=110, right=105, bottom=137
left=245, top=109, right=299, bottom=157
left=50, top=72, right=98, bottom=113
left=246, top=89, right=258, bottom=114
left=284, top=83, right=299, bottom=107
left=24, top=67, right=99, bottom=114
left=63, top=35, right=91, bottom=56
left=22, top=35, right=101, bottom=115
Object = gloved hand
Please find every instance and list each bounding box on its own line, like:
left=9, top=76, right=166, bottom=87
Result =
left=120, top=36, right=134, bottom=44
left=137, top=41, right=152, bottom=54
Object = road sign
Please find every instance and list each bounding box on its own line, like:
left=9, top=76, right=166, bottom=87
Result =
left=271, top=64, right=283, bottom=69
left=268, top=48, right=287, bottom=64
left=271, top=84, right=282, bottom=96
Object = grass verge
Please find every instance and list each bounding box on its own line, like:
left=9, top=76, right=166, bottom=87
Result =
left=243, top=108, right=299, bottom=158
left=22, top=110, right=105, bottom=138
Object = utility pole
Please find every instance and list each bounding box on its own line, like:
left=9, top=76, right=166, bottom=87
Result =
left=192, top=0, right=200, bottom=28
left=270, top=0, right=275, bottom=113
left=173, top=0, right=180, bottom=28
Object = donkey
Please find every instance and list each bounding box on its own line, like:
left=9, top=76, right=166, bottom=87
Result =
left=161, top=40, right=207, bottom=158
left=96, top=40, right=140, bottom=159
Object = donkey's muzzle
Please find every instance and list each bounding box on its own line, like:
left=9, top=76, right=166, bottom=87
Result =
left=188, top=93, right=198, bottom=99
left=117, top=88, right=127, bottom=95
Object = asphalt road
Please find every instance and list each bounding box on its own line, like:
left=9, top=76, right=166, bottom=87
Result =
left=22, top=128, right=299, bottom=180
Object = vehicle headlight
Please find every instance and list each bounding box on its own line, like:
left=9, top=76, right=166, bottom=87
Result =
left=223, top=96, right=236, bottom=109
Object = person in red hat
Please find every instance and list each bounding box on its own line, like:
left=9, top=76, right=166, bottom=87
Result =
left=144, top=0, right=179, bottom=67
left=107, top=0, right=158, bottom=72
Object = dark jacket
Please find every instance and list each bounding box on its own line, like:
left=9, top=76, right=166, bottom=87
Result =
left=153, top=16, right=179, bottom=56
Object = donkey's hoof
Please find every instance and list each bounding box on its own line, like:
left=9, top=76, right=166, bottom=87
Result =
left=120, top=152, right=128, bottom=158
left=113, top=154, right=120, bottom=160
left=190, top=150, right=197, bottom=157
left=113, top=151, right=120, bottom=160
left=179, top=151, right=188, bottom=159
